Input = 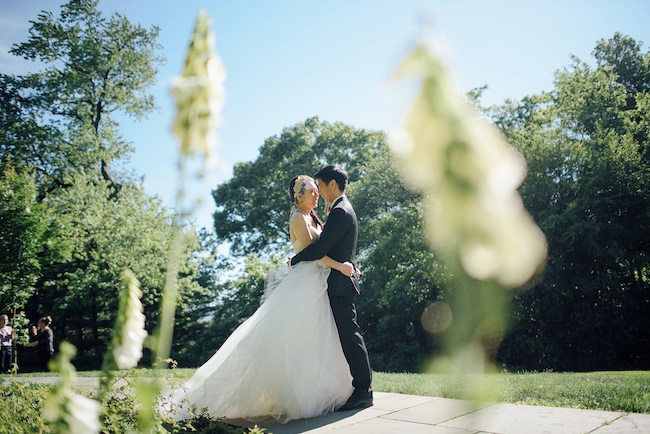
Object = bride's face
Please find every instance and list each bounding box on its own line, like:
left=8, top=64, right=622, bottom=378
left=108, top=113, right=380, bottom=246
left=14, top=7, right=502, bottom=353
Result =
left=299, top=180, right=319, bottom=210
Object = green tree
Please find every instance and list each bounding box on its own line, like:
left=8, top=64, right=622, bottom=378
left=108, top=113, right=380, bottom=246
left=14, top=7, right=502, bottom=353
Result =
left=212, top=117, right=387, bottom=255
left=490, top=33, right=650, bottom=371
left=347, top=141, right=445, bottom=371
left=356, top=201, right=445, bottom=372
left=1, top=0, right=164, bottom=191
left=184, top=253, right=286, bottom=366
left=0, top=1, right=204, bottom=370
left=0, top=161, right=46, bottom=336
left=31, top=171, right=204, bottom=369
left=170, top=229, right=231, bottom=368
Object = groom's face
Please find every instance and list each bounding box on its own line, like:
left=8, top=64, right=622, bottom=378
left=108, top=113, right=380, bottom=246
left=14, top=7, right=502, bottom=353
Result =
left=316, top=178, right=334, bottom=204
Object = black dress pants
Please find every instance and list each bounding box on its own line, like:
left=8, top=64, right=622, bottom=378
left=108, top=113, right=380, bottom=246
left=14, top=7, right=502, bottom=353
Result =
left=329, top=295, right=372, bottom=392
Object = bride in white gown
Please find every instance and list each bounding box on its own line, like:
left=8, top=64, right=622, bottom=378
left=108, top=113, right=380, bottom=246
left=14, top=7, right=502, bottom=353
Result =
left=170, top=175, right=355, bottom=423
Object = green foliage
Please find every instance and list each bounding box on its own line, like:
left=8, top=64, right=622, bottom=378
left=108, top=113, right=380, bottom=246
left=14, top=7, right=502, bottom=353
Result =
left=0, top=0, right=191, bottom=373
left=357, top=201, right=442, bottom=372
left=0, top=0, right=216, bottom=372
left=488, top=33, right=650, bottom=371
left=169, top=231, right=224, bottom=368
left=1, top=5, right=227, bottom=431
left=0, top=161, right=47, bottom=339
left=212, top=117, right=387, bottom=255
left=0, top=382, right=55, bottom=433
left=1, top=0, right=164, bottom=189
left=100, top=384, right=142, bottom=433
left=0, top=378, right=241, bottom=434
left=163, top=413, right=244, bottom=434
left=27, top=171, right=204, bottom=370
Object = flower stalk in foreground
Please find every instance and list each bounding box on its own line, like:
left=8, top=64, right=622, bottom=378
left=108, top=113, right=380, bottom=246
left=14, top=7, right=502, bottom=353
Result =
left=44, top=342, right=101, bottom=434
left=392, top=40, right=548, bottom=385
left=392, top=42, right=547, bottom=289
left=155, top=9, right=226, bottom=367
left=112, top=269, right=148, bottom=370
left=171, top=9, right=226, bottom=164
left=96, top=268, right=149, bottom=426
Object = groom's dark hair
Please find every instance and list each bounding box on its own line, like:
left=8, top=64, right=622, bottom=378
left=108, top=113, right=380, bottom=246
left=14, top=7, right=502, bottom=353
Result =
left=314, top=164, right=348, bottom=192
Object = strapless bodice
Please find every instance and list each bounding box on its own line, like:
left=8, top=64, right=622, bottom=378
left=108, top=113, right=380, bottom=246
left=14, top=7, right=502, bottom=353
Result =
left=292, top=221, right=321, bottom=254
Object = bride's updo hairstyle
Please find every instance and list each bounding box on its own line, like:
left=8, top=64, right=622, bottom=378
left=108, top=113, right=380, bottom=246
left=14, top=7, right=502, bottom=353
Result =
left=289, top=175, right=323, bottom=229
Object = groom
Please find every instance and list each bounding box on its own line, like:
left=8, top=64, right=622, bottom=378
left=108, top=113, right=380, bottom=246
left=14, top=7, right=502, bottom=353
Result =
left=290, top=164, right=373, bottom=410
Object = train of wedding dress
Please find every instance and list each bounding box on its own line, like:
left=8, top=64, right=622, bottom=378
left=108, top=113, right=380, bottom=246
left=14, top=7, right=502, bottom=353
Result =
left=165, top=259, right=354, bottom=424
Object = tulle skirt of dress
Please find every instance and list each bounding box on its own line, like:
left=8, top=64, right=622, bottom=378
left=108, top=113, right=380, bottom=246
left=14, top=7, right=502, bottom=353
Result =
left=169, top=261, right=354, bottom=424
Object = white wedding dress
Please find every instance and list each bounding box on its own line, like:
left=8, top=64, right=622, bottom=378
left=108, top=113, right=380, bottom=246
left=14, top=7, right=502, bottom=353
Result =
left=169, top=231, right=353, bottom=423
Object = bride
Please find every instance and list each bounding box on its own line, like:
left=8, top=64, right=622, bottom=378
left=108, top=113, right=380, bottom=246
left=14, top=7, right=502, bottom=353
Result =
left=170, top=175, right=356, bottom=423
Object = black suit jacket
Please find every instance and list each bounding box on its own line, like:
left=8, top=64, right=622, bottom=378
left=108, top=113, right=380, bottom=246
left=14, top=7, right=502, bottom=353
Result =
left=290, top=196, right=360, bottom=296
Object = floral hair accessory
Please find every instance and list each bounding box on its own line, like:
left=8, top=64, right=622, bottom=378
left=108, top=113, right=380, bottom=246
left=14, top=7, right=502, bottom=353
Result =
left=293, top=175, right=312, bottom=197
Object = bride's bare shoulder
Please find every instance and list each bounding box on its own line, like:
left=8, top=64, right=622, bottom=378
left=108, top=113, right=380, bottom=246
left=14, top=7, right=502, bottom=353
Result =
left=290, top=212, right=310, bottom=238
left=290, top=211, right=306, bottom=225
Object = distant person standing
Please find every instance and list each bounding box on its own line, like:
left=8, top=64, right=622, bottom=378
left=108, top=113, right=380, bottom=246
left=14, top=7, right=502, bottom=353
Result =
left=29, top=316, right=54, bottom=371
left=0, top=314, right=16, bottom=373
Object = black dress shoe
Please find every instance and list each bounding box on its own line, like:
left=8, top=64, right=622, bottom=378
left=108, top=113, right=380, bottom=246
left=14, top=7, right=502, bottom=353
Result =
left=338, top=392, right=373, bottom=411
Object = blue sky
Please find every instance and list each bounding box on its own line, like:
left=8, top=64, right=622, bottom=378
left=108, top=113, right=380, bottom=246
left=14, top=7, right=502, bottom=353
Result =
left=2, top=0, right=649, bottom=230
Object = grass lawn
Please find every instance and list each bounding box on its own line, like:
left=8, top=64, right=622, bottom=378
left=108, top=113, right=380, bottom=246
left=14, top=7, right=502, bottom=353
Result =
left=2, top=370, right=648, bottom=433
left=10, top=368, right=649, bottom=414
left=372, top=370, right=650, bottom=414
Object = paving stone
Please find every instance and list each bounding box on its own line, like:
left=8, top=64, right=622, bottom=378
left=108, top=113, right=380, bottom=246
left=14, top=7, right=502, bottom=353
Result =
left=4, top=379, right=649, bottom=434
left=372, top=391, right=436, bottom=412
left=2, top=376, right=102, bottom=389
left=316, top=417, right=476, bottom=434
left=591, top=413, right=650, bottom=433
left=381, top=397, right=493, bottom=425
left=263, top=407, right=390, bottom=434
left=441, top=402, right=624, bottom=434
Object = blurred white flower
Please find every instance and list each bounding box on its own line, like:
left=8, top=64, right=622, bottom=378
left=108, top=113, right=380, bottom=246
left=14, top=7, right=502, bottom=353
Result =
left=392, top=43, right=547, bottom=288
left=44, top=390, right=101, bottom=434
left=62, top=393, right=101, bottom=434
left=43, top=342, right=101, bottom=434
left=113, top=270, right=148, bottom=370
left=170, top=9, right=226, bottom=161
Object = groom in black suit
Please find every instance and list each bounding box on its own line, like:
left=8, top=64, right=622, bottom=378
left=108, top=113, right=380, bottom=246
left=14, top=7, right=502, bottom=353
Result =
left=290, top=164, right=373, bottom=410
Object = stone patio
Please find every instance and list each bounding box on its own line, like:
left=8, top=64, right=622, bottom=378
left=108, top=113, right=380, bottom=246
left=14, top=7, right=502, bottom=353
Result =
left=233, top=392, right=650, bottom=434
left=5, top=377, right=649, bottom=433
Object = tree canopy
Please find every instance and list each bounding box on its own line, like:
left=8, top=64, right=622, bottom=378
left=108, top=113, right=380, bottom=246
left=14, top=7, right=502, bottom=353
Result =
left=1, top=0, right=164, bottom=192
left=490, top=32, right=650, bottom=370
left=212, top=117, right=390, bottom=255
left=0, top=0, right=203, bottom=370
